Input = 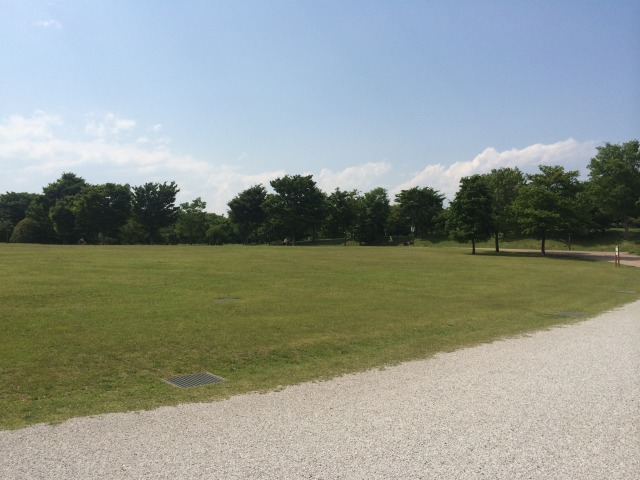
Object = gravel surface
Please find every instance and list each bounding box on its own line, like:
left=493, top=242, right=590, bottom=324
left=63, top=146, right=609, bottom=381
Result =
left=504, top=249, right=640, bottom=268
left=2, top=301, right=639, bottom=479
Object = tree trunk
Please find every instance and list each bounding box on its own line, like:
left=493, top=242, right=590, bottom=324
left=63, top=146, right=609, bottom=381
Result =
left=541, top=231, right=546, bottom=255
left=471, top=238, right=476, bottom=255
left=494, top=233, right=500, bottom=253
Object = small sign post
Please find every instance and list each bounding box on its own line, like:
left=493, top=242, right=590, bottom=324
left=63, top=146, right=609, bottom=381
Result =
left=615, top=245, right=620, bottom=267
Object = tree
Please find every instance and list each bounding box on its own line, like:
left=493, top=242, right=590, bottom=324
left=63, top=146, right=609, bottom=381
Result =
left=132, top=182, right=180, bottom=244
left=446, top=175, right=493, bottom=254
left=120, top=217, right=147, bottom=244
left=23, top=197, right=54, bottom=243
left=484, top=167, right=525, bottom=252
left=513, top=165, right=584, bottom=255
left=0, top=192, right=37, bottom=242
left=22, top=173, right=88, bottom=243
left=324, top=188, right=359, bottom=244
left=354, top=187, right=390, bottom=244
left=176, top=197, right=208, bottom=244
left=587, top=140, right=640, bottom=236
left=42, top=172, right=87, bottom=206
left=73, top=183, right=132, bottom=243
left=265, top=175, right=326, bottom=245
left=262, top=194, right=287, bottom=243
left=49, top=197, right=77, bottom=244
left=394, top=186, right=445, bottom=238
left=227, top=185, right=267, bottom=245
left=0, top=218, right=11, bottom=244
left=10, top=218, right=42, bottom=243
left=205, top=213, right=238, bottom=245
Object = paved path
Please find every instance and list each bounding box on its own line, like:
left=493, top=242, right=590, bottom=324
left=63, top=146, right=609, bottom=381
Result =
left=547, top=250, right=640, bottom=268
left=1, top=299, right=639, bottom=479
left=496, top=248, right=640, bottom=268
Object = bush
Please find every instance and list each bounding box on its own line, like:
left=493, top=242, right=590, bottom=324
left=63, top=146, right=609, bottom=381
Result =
left=10, top=218, right=43, bottom=243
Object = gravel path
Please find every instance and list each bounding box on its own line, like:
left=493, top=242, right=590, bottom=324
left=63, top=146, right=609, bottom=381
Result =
left=485, top=248, right=640, bottom=268
left=2, top=301, right=639, bottom=479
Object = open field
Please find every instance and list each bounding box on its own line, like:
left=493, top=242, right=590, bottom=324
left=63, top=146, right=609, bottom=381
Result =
left=1, top=244, right=640, bottom=430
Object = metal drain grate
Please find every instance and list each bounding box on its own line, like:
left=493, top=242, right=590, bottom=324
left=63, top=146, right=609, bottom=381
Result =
left=164, top=372, right=225, bottom=388
left=555, top=311, right=585, bottom=317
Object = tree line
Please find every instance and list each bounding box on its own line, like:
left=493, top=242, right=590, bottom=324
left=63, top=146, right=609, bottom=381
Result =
left=1, top=140, right=638, bottom=252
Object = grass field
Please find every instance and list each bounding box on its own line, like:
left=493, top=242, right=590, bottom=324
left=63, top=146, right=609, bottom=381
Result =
left=1, top=243, right=639, bottom=430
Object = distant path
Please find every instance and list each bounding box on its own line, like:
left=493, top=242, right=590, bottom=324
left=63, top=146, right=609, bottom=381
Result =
left=1, top=300, right=639, bottom=479
left=492, top=248, right=640, bottom=268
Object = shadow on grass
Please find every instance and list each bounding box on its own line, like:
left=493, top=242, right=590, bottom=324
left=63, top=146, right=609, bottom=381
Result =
left=478, top=250, right=542, bottom=258
left=477, top=250, right=606, bottom=264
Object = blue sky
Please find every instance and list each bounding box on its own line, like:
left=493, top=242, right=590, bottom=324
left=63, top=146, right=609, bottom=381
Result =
left=1, top=1, right=638, bottom=213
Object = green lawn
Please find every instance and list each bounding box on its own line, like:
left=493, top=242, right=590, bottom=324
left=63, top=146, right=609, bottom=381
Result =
left=1, top=244, right=639, bottom=430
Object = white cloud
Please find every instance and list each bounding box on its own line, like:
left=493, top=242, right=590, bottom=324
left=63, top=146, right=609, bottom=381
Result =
left=185, top=165, right=285, bottom=214
left=34, top=19, right=62, bottom=29
left=316, top=162, right=392, bottom=193
left=0, top=111, right=62, bottom=140
left=394, top=138, right=598, bottom=201
left=85, top=113, right=137, bottom=138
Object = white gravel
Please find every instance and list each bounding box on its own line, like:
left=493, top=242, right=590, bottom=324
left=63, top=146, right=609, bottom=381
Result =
left=2, top=301, right=639, bottom=479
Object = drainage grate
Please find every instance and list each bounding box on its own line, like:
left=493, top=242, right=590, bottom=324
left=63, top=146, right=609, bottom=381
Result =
left=164, top=372, right=225, bottom=388
left=555, top=311, right=585, bottom=317
left=215, top=297, right=240, bottom=302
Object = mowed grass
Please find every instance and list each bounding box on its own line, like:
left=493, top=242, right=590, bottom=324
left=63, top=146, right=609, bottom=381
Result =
left=1, top=244, right=639, bottom=430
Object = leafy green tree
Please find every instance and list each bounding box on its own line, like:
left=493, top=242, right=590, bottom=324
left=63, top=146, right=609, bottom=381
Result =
left=23, top=197, right=54, bottom=243
left=513, top=165, right=584, bottom=255
left=385, top=204, right=405, bottom=240
left=42, top=172, right=87, bottom=206
left=446, top=175, right=493, bottom=254
left=205, top=213, right=238, bottom=245
left=324, top=188, right=359, bottom=244
left=386, top=203, right=399, bottom=231
left=262, top=194, right=287, bottom=243
left=120, top=218, right=147, bottom=244
left=9, top=218, right=42, bottom=243
left=22, top=173, right=88, bottom=243
left=354, top=187, right=390, bottom=244
left=587, top=140, right=640, bottom=236
left=484, top=167, right=525, bottom=252
left=265, top=175, right=326, bottom=245
left=0, top=192, right=37, bottom=242
left=132, top=181, right=180, bottom=244
left=0, top=218, right=11, bottom=243
left=394, top=186, right=445, bottom=238
left=49, top=197, right=77, bottom=244
left=227, top=185, right=267, bottom=245
left=73, top=183, right=132, bottom=243
left=176, top=197, right=208, bottom=244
